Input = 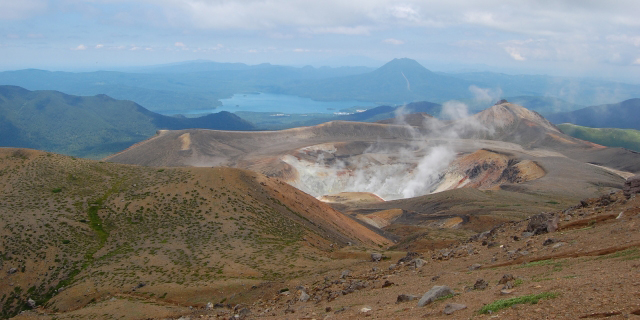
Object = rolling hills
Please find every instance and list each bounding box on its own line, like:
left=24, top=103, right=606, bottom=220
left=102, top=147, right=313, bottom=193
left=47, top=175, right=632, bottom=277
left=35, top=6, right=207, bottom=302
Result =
left=0, top=86, right=255, bottom=159
left=547, top=98, right=640, bottom=130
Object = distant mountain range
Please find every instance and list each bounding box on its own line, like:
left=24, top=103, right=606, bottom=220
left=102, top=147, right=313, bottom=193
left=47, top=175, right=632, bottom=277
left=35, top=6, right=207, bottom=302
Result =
left=547, top=98, right=640, bottom=130
left=0, top=86, right=254, bottom=159
left=0, top=58, right=637, bottom=112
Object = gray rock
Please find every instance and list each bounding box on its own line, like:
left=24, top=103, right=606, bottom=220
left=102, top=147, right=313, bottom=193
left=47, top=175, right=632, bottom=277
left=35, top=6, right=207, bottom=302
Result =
left=411, top=258, right=427, bottom=268
left=468, top=263, right=482, bottom=271
left=398, top=252, right=419, bottom=264
left=624, top=175, right=640, bottom=198
left=205, top=302, right=214, bottom=310
left=552, top=242, right=565, bottom=249
left=473, top=279, right=488, bottom=290
left=521, top=232, right=534, bottom=238
left=526, top=213, right=559, bottom=235
left=543, top=238, right=557, bottom=246
left=417, top=286, right=454, bottom=307
left=498, top=274, right=515, bottom=284
left=388, top=264, right=396, bottom=270
left=27, top=298, right=36, bottom=309
left=396, top=294, right=419, bottom=303
left=371, top=253, right=382, bottom=262
left=340, top=270, right=351, bottom=279
left=7, top=268, right=17, bottom=275
left=238, top=308, right=251, bottom=318
left=443, top=303, right=467, bottom=315
left=299, top=291, right=310, bottom=302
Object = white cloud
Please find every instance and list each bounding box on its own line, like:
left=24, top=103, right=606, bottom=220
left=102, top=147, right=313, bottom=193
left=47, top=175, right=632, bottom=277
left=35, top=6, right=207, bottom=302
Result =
left=27, top=33, right=43, bottom=39
left=174, top=41, right=186, bottom=47
left=293, top=48, right=310, bottom=53
left=72, top=44, right=87, bottom=51
left=633, top=58, right=640, bottom=65
left=95, top=44, right=104, bottom=49
left=504, top=47, right=525, bottom=61
left=606, top=34, right=640, bottom=47
left=6, top=34, right=20, bottom=39
left=383, top=38, right=404, bottom=45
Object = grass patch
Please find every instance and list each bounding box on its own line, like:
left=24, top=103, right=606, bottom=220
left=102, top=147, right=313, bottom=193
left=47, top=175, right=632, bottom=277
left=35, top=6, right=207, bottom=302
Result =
left=435, top=293, right=456, bottom=302
left=478, top=292, right=559, bottom=314
left=518, top=259, right=563, bottom=271
left=596, top=248, right=640, bottom=261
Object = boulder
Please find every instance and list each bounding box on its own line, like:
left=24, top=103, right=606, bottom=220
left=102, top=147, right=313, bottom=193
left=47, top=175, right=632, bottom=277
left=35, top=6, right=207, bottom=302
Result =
left=299, top=291, right=310, bottom=302
left=498, top=274, right=515, bottom=285
left=473, top=279, right=488, bottom=290
left=526, top=213, right=558, bottom=235
left=205, top=302, right=213, bottom=310
left=396, top=294, right=419, bottom=303
left=468, top=263, right=482, bottom=271
left=624, top=175, right=640, bottom=199
left=417, top=286, right=454, bottom=307
left=398, top=252, right=419, bottom=264
left=27, top=298, right=36, bottom=309
left=443, top=303, right=467, bottom=315
left=411, top=258, right=428, bottom=268
left=371, top=253, right=382, bottom=262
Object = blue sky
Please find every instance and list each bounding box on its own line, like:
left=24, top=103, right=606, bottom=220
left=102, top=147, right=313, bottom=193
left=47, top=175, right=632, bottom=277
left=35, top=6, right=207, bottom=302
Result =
left=1, top=0, right=639, bottom=82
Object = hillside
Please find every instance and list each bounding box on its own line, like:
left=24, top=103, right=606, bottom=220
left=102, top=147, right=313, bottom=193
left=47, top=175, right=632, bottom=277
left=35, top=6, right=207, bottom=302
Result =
left=557, top=123, right=640, bottom=152
left=547, top=98, right=640, bottom=130
left=0, top=148, right=387, bottom=318
left=0, top=86, right=255, bottom=159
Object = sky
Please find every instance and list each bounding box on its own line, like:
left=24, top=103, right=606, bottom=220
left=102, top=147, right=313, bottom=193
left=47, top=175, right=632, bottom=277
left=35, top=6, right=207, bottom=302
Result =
left=0, top=0, right=639, bottom=82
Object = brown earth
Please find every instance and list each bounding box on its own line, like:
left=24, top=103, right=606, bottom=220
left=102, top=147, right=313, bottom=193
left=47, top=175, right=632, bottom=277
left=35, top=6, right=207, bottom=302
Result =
left=15, top=187, right=640, bottom=319
left=0, top=148, right=387, bottom=318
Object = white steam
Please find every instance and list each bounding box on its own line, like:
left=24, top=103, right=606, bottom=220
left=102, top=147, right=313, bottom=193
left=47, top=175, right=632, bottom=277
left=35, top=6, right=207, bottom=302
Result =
left=283, top=93, right=494, bottom=201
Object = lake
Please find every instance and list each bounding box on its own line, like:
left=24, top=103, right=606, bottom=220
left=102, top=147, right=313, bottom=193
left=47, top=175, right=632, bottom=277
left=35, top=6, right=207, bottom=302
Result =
left=159, top=93, right=375, bottom=115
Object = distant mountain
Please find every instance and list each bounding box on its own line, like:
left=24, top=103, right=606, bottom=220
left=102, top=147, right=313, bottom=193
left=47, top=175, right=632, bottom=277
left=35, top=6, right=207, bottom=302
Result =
left=557, top=123, right=640, bottom=152
left=504, top=96, right=585, bottom=115
left=0, top=86, right=254, bottom=158
left=0, top=64, right=375, bottom=112
left=1, top=58, right=638, bottom=114
left=546, top=98, right=640, bottom=130
left=134, top=60, right=375, bottom=77
left=283, top=58, right=477, bottom=104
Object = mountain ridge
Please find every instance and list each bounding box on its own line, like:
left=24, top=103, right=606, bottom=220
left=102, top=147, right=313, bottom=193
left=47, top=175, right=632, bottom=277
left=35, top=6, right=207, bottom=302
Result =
left=0, top=86, right=255, bottom=159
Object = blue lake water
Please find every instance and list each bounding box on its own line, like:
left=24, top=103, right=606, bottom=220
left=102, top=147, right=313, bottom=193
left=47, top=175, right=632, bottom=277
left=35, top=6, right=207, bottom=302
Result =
left=159, top=93, right=375, bottom=115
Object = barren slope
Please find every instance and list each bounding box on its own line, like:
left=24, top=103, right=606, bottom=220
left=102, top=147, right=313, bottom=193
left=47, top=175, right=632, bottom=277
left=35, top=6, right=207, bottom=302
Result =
left=0, top=148, right=388, bottom=318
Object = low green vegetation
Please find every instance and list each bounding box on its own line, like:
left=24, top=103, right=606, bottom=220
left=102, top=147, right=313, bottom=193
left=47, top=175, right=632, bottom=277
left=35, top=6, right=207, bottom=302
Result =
left=557, top=123, right=640, bottom=152
left=596, top=248, right=640, bottom=261
left=478, top=292, right=559, bottom=314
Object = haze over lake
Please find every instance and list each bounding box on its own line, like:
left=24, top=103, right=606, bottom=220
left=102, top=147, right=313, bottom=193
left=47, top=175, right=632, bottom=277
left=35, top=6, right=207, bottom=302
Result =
left=159, top=93, right=376, bottom=115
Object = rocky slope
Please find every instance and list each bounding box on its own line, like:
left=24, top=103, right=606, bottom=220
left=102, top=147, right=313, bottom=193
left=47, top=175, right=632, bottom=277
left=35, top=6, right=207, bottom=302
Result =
left=0, top=148, right=387, bottom=318
left=15, top=176, right=640, bottom=319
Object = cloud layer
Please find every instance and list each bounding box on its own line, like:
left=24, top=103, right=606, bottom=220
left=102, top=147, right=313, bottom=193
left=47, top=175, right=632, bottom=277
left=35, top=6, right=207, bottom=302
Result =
left=0, top=0, right=639, bottom=77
